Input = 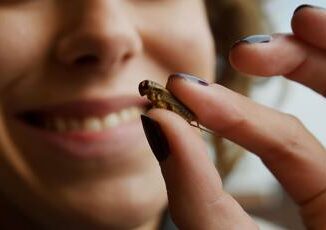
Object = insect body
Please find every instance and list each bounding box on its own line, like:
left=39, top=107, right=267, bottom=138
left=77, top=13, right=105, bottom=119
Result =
left=139, top=80, right=212, bottom=134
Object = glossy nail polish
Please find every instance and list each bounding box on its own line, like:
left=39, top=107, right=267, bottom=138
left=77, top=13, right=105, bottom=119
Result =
left=294, top=4, right=325, bottom=14
left=233, top=35, right=272, bottom=47
left=169, top=73, right=209, bottom=86
left=141, top=115, right=170, bottom=162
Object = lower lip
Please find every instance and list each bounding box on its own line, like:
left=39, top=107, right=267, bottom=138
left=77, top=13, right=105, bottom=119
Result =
left=11, top=117, right=145, bottom=160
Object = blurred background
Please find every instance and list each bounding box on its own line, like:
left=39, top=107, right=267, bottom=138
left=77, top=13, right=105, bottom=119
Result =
left=223, top=1, right=326, bottom=229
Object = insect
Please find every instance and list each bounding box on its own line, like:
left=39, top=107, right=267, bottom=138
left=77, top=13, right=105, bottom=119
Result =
left=139, top=80, right=213, bottom=134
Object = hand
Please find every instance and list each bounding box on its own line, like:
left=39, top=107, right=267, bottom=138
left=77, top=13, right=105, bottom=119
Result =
left=230, top=4, right=326, bottom=96
left=141, top=5, right=326, bottom=229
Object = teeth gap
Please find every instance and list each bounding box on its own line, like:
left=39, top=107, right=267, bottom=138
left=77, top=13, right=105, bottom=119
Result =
left=22, top=107, right=143, bottom=132
left=20, top=112, right=43, bottom=127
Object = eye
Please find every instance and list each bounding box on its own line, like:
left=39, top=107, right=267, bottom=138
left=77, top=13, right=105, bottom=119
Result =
left=139, top=80, right=149, bottom=96
left=140, top=80, right=145, bottom=88
left=144, top=80, right=150, bottom=88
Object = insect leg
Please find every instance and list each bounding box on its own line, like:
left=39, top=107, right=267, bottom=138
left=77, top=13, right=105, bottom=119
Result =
left=189, top=121, right=214, bottom=135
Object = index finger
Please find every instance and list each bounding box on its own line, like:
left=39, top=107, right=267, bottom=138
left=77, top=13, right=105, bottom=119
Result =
left=166, top=73, right=326, bottom=205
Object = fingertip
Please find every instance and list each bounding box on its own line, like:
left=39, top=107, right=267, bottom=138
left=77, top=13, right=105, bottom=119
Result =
left=230, top=35, right=273, bottom=73
left=146, top=109, right=219, bottom=192
left=230, top=34, right=308, bottom=77
left=141, top=114, right=170, bottom=162
left=291, top=4, right=326, bottom=50
left=232, top=35, right=272, bottom=47
left=291, top=5, right=310, bottom=35
left=229, top=42, right=252, bottom=72
left=166, top=73, right=210, bottom=92
left=293, top=4, right=325, bottom=16
left=229, top=38, right=272, bottom=76
left=146, top=108, right=203, bottom=159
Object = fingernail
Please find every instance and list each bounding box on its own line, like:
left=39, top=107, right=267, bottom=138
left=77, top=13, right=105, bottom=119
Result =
left=169, top=73, right=209, bottom=86
left=141, top=115, right=170, bottom=162
left=294, top=4, right=325, bottom=14
left=233, top=34, right=272, bottom=48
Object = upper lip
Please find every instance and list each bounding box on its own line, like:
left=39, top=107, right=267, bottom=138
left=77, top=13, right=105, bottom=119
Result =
left=14, top=95, right=149, bottom=120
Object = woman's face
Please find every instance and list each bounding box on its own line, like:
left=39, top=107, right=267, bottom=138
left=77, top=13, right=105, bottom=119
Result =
left=0, top=0, right=215, bottom=228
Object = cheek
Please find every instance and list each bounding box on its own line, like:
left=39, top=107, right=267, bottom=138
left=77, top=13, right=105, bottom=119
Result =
left=139, top=5, right=216, bottom=82
left=170, top=24, right=216, bottom=79
left=0, top=10, right=54, bottom=94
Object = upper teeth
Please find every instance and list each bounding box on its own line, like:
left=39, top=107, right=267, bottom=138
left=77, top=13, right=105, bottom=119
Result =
left=46, top=106, right=143, bottom=132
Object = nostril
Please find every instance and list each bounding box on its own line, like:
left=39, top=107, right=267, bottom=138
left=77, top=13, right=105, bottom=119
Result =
left=74, top=55, right=99, bottom=66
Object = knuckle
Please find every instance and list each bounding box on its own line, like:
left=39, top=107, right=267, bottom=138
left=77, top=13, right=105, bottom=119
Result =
left=220, top=119, right=247, bottom=135
left=284, top=114, right=304, bottom=146
left=205, top=192, right=231, bottom=208
left=269, top=114, right=306, bottom=158
left=220, top=116, right=248, bottom=135
left=284, top=113, right=302, bottom=128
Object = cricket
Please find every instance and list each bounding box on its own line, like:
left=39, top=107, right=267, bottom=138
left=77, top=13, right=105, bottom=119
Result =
left=138, top=80, right=213, bottom=134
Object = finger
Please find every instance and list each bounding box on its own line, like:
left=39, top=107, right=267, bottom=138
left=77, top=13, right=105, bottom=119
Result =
left=229, top=34, right=326, bottom=96
left=141, top=111, right=257, bottom=229
left=166, top=73, right=326, bottom=205
left=292, top=4, right=326, bottom=50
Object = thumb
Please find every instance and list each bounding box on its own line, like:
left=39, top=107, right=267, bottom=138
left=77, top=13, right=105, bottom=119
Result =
left=141, top=109, right=257, bottom=229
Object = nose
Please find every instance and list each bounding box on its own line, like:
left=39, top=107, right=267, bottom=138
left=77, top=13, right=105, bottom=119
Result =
left=56, top=1, right=142, bottom=72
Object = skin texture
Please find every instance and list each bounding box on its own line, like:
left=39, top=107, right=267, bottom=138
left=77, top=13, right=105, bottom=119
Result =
left=0, top=0, right=215, bottom=229
left=145, top=5, right=326, bottom=229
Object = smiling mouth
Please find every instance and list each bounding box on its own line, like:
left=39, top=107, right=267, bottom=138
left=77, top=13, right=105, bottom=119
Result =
left=15, top=97, right=149, bottom=133
left=19, top=106, right=144, bottom=133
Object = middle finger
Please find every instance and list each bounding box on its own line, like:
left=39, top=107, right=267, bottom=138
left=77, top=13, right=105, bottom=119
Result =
left=230, top=34, right=326, bottom=95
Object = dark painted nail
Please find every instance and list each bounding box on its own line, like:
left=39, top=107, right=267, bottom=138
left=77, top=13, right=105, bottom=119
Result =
left=294, top=4, right=325, bottom=14
left=233, top=35, right=272, bottom=48
left=141, top=115, right=170, bottom=162
left=169, top=73, right=209, bottom=86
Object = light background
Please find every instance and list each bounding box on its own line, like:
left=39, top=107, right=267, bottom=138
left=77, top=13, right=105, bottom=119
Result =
left=225, top=0, right=326, bottom=208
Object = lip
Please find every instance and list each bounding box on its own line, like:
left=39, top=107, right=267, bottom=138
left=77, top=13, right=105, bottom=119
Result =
left=9, top=95, right=150, bottom=160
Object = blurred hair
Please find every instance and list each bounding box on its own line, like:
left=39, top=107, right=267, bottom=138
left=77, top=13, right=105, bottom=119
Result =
left=205, top=0, right=269, bottom=178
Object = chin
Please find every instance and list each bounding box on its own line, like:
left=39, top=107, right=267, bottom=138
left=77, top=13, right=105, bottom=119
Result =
left=0, top=156, right=167, bottom=229
left=41, top=172, right=168, bottom=229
